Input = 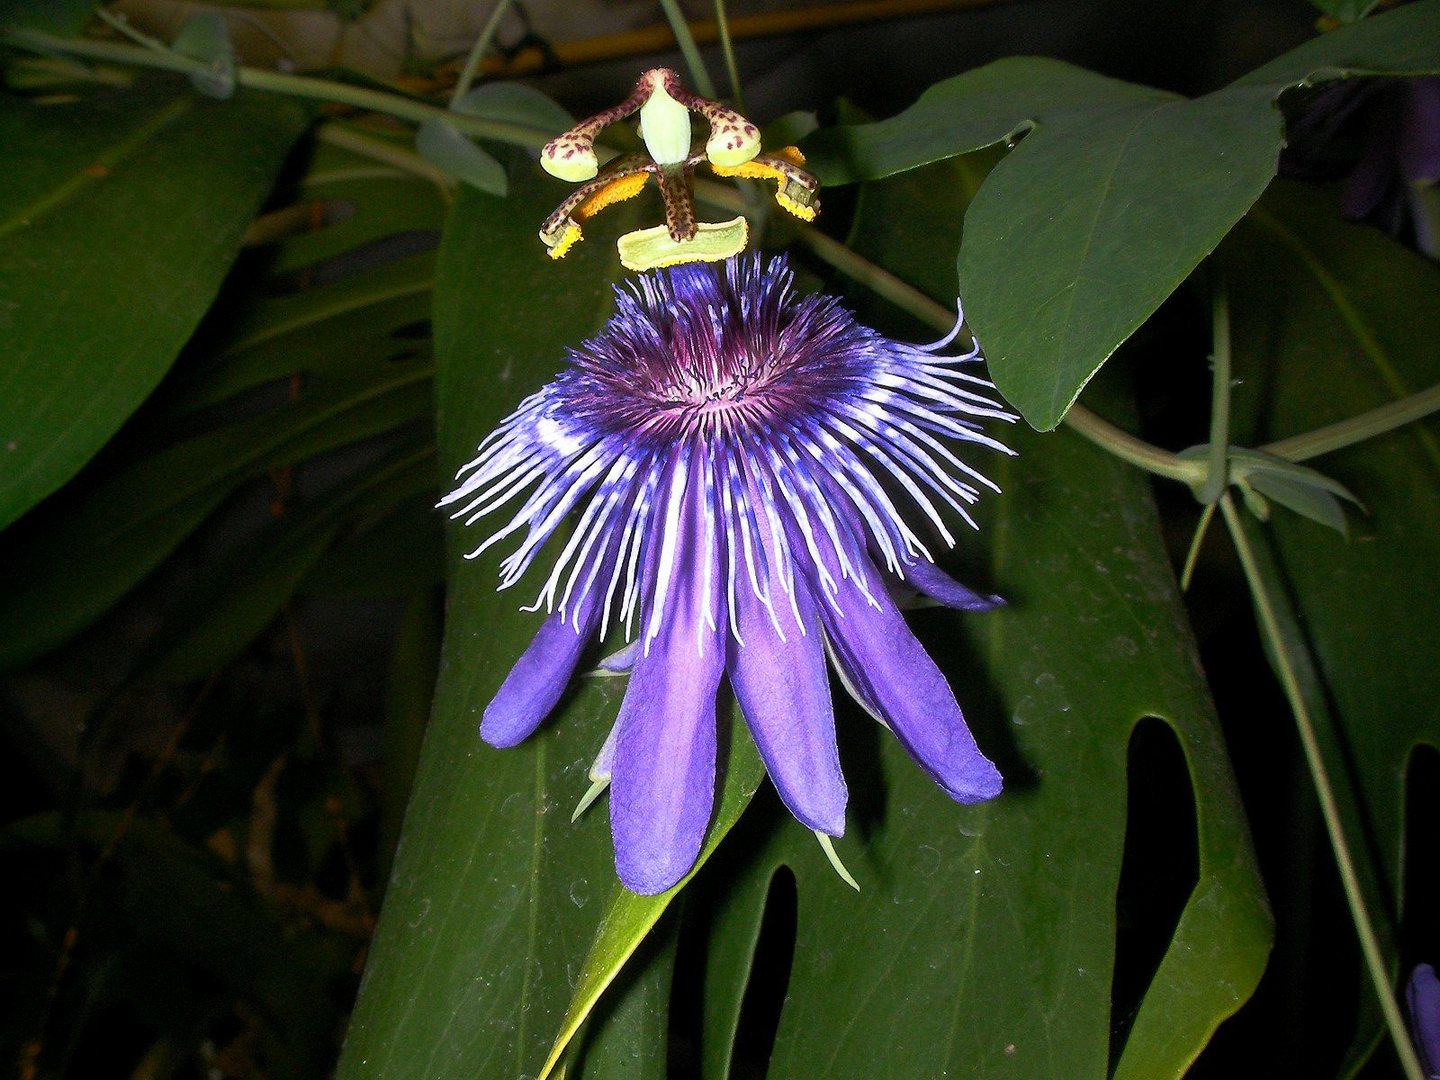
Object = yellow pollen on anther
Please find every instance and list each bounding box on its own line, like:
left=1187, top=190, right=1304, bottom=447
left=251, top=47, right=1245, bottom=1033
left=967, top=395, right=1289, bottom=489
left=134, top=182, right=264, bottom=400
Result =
left=543, top=222, right=583, bottom=260
left=575, top=171, right=650, bottom=222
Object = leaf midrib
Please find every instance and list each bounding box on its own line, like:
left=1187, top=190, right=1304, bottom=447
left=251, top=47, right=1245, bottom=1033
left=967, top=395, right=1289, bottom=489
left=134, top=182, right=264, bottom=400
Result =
left=0, top=95, right=193, bottom=242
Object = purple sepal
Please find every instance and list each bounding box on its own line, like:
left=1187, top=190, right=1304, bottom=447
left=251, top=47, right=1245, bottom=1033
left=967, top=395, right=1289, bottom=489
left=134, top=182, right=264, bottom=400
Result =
left=1407, top=963, right=1440, bottom=1079
left=819, top=561, right=1002, bottom=805
left=903, top=558, right=1005, bottom=612
left=728, top=564, right=847, bottom=836
left=610, top=466, right=726, bottom=894
left=480, top=592, right=601, bottom=748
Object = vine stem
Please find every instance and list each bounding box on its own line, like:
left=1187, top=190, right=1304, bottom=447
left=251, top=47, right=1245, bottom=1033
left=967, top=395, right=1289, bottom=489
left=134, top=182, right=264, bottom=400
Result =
left=1200, top=277, right=1231, bottom=503
left=1263, top=381, right=1440, bottom=462
left=448, top=0, right=515, bottom=110
left=3, top=29, right=552, bottom=149
left=712, top=0, right=746, bottom=113
left=1219, top=492, right=1424, bottom=1080
left=657, top=0, right=718, bottom=100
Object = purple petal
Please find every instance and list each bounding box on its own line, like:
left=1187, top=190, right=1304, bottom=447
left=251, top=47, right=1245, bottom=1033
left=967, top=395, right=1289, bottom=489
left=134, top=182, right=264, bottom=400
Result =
left=610, top=463, right=727, bottom=894
left=815, top=542, right=1001, bottom=803
left=728, top=564, right=847, bottom=836
left=1408, top=963, right=1440, bottom=1078
left=902, top=558, right=1005, bottom=612
left=480, top=590, right=601, bottom=748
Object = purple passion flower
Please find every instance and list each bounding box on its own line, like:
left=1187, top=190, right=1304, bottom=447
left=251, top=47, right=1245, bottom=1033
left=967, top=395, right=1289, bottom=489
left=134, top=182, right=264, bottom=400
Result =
left=441, top=255, right=1014, bottom=894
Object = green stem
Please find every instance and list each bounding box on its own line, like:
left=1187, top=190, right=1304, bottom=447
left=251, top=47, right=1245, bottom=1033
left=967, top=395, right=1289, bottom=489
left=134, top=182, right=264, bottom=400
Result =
left=713, top=0, right=746, bottom=113
left=1061, top=406, right=1201, bottom=482
left=317, top=123, right=453, bottom=194
left=1178, top=501, right=1217, bottom=592
left=3, top=29, right=553, bottom=149
left=94, top=9, right=170, bottom=56
left=657, top=0, right=718, bottom=100
left=449, top=0, right=514, bottom=110
left=1262, top=381, right=1440, bottom=463
left=1219, top=493, right=1424, bottom=1080
left=1200, top=277, right=1231, bottom=504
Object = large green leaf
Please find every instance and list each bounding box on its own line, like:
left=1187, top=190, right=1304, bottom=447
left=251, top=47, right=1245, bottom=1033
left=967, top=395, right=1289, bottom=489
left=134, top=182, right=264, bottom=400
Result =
left=802, top=1, right=1440, bottom=431
left=270, top=135, right=449, bottom=274
left=0, top=80, right=309, bottom=529
left=725, top=421, right=1270, bottom=1079
left=1224, top=180, right=1440, bottom=1066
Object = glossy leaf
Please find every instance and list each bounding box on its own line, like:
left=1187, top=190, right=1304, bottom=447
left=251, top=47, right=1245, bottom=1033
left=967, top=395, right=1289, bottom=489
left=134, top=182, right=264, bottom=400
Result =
left=269, top=136, right=449, bottom=274
left=802, top=2, right=1440, bottom=430
left=301, top=492, right=445, bottom=598
left=173, top=252, right=435, bottom=412
left=537, top=721, right=763, bottom=1080
left=0, top=81, right=309, bottom=529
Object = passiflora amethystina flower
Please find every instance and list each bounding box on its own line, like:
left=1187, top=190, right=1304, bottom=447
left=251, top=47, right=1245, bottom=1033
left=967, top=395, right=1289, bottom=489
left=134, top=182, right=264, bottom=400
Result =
left=441, top=255, right=1014, bottom=894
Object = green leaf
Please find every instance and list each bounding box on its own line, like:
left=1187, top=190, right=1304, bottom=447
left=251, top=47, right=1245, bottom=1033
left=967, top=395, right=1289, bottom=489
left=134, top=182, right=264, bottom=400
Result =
left=1224, top=179, right=1440, bottom=1068
left=0, top=81, right=309, bottom=530
left=802, top=2, right=1440, bottom=430
left=454, top=82, right=573, bottom=132
left=415, top=117, right=507, bottom=195
left=300, top=493, right=445, bottom=598
left=336, top=157, right=654, bottom=1080
left=536, top=720, right=763, bottom=1080
left=762, top=109, right=819, bottom=148
left=1176, top=445, right=1363, bottom=534
left=566, top=913, right=679, bottom=1080
left=378, top=592, right=444, bottom=883
left=661, top=412, right=1272, bottom=1078
left=0, top=367, right=432, bottom=670
left=172, top=12, right=235, bottom=99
